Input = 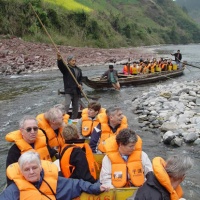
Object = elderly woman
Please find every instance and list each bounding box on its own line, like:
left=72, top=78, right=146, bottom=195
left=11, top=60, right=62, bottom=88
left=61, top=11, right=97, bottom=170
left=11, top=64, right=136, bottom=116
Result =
left=0, top=151, right=108, bottom=200
left=60, top=124, right=97, bottom=183
left=100, top=128, right=152, bottom=188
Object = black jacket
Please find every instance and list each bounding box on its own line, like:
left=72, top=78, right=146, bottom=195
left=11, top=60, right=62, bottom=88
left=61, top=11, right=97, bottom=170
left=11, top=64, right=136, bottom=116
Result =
left=57, top=59, right=82, bottom=94
left=59, top=140, right=97, bottom=183
left=133, top=171, right=170, bottom=200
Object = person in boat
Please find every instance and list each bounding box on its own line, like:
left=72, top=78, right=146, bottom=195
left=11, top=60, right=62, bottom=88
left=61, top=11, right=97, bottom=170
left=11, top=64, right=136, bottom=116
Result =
left=36, top=107, right=65, bottom=154
left=0, top=151, right=109, bottom=200
left=76, top=101, right=106, bottom=138
left=171, top=50, right=182, bottom=64
left=123, top=62, right=133, bottom=75
left=130, top=154, right=193, bottom=200
left=5, top=115, right=56, bottom=186
left=89, top=106, right=128, bottom=153
left=100, top=64, right=120, bottom=90
left=57, top=52, right=82, bottom=119
left=100, top=128, right=152, bottom=188
left=59, top=124, right=97, bottom=183
left=54, top=104, right=70, bottom=124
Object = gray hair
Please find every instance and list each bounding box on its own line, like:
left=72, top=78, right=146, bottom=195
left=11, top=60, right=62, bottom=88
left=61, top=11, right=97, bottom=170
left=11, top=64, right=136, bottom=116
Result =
left=106, top=106, right=121, bottom=117
left=18, top=151, right=41, bottom=171
left=116, top=128, right=138, bottom=145
left=67, top=55, right=75, bottom=62
left=44, top=107, right=63, bottom=122
left=54, top=104, right=66, bottom=115
left=165, top=155, right=194, bottom=180
left=19, top=115, right=38, bottom=128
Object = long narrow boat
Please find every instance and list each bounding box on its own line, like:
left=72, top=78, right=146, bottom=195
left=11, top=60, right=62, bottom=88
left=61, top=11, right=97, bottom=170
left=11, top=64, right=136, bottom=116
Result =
left=82, top=68, right=185, bottom=90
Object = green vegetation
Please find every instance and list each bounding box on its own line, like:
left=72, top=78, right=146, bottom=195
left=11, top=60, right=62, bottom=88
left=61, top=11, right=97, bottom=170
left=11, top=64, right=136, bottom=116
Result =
left=0, top=0, right=200, bottom=48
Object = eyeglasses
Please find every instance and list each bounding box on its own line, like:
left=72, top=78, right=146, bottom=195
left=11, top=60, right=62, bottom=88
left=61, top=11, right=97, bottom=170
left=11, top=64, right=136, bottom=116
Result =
left=23, top=127, right=38, bottom=132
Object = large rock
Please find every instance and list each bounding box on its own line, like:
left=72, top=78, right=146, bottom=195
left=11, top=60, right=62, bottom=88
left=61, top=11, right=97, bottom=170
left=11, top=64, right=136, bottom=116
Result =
left=160, top=122, right=178, bottom=131
left=183, top=132, right=199, bottom=143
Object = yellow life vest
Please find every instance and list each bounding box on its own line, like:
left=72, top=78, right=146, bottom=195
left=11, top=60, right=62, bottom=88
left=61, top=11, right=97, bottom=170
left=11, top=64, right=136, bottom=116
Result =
left=36, top=113, right=64, bottom=152
left=132, top=66, right=138, bottom=75
left=107, top=136, right=144, bottom=188
left=153, top=157, right=183, bottom=200
left=173, top=64, right=177, bottom=70
left=97, top=113, right=128, bottom=153
left=81, top=108, right=106, bottom=137
left=168, top=64, right=173, bottom=71
left=60, top=143, right=97, bottom=179
left=7, top=160, right=58, bottom=200
left=5, top=130, right=51, bottom=161
left=155, top=65, right=161, bottom=72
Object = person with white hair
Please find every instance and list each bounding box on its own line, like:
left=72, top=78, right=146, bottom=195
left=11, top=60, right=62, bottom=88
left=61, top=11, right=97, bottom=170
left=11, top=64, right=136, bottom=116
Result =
left=57, top=52, right=82, bottom=119
left=5, top=115, right=54, bottom=185
left=0, top=151, right=109, bottom=200
left=129, top=154, right=194, bottom=200
left=36, top=107, right=65, bottom=153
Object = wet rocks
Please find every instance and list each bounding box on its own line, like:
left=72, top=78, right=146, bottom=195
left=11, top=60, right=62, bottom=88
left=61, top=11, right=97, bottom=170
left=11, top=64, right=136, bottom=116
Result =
left=132, top=81, right=200, bottom=147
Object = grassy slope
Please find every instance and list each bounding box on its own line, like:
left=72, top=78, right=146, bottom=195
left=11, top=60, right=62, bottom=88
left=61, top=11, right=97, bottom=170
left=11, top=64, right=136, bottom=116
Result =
left=1, top=0, right=200, bottom=47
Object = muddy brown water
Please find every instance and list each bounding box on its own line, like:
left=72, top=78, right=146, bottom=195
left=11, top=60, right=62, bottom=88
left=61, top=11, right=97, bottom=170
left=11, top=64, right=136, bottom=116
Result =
left=0, top=44, right=200, bottom=199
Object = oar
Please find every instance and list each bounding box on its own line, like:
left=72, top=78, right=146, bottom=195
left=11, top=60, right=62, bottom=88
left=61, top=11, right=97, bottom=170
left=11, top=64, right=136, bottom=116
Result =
left=172, top=55, right=200, bottom=69
left=30, top=3, right=90, bottom=103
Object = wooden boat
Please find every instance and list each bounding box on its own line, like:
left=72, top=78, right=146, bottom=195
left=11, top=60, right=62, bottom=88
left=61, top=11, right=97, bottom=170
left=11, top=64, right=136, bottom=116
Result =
left=82, top=68, right=185, bottom=90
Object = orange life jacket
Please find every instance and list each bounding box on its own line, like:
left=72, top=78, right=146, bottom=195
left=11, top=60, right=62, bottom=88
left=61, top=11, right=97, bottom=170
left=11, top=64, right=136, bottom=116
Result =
left=97, top=113, right=128, bottom=153
left=36, top=113, right=64, bottom=152
left=60, top=143, right=97, bottom=179
left=7, top=160, right=58, bottom=200
left=81, top=108, right=106, bottom=137
left=63, top=114, right=70, bottom=124
left=153, top=157, right=183, bottom=200
left=5, top=130, right=51, bottom=161
left=106, top=136, right=144, bottom=188
left=123, top=65, right=133, bottom=74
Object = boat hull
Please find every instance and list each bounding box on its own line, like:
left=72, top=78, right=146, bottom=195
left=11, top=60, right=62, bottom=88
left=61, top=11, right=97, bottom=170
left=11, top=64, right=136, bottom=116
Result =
left=82, top=68, right=185, bottom=90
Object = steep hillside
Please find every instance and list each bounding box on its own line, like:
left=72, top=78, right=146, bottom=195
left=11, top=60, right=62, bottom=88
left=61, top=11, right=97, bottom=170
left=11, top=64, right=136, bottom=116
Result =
left=175, top=0, right=200, bottom=25
left=0, top=0, right=200, bottom=48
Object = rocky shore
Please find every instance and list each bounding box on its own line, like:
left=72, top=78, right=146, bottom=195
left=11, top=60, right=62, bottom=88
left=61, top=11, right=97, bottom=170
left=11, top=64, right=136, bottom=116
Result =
left=132, top=80, right=200, bottom=147
left=0, top=36, right=154, bottom=75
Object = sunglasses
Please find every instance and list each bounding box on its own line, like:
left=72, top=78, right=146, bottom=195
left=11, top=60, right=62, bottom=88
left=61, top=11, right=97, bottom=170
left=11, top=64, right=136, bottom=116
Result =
left=23, top=127, right=38, bottom=132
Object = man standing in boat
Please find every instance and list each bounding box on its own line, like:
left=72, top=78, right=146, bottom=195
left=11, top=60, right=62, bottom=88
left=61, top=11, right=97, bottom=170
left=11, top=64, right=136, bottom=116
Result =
left=100, top=65, right=120, bottom=90
left=57, top=53, right=82, bottom=119
left=171, top=50, right=182, bottom=64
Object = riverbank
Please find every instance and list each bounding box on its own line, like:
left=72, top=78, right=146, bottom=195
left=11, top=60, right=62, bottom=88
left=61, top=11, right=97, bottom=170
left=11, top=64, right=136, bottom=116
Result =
left=0, top=36, right=155, bottom=75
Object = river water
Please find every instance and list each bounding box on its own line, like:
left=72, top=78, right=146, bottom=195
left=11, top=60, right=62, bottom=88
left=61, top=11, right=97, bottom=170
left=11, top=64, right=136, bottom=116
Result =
left=0, top=44, right=200, bottom=199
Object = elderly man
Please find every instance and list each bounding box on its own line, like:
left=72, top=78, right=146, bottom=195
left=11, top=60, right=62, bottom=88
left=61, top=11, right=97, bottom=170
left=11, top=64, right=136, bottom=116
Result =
left=76, top=101, right=105, bottom=138
left=130, top=154, right=193, bottom=200
left=5, top=115, right=55, bottom=185
left=57, top=52, right=82, bottom=119
left=89, top=106, right=128, bottom=153
left=100, top=128, right=152, bottom=188
left=36, top=107, right=65, bottom=153
left=0, top=151, right=109, bottom=200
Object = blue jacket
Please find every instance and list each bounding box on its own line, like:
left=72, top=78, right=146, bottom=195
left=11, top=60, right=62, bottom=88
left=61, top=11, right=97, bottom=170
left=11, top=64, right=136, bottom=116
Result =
left=0, top=176, right=102, bottom=200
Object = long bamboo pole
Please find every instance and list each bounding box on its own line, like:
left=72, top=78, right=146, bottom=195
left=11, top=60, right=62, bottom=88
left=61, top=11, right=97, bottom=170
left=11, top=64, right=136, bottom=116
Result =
left=172, top=54, right=200, bottom=69
left=30, top=3, right=90, bottom=103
